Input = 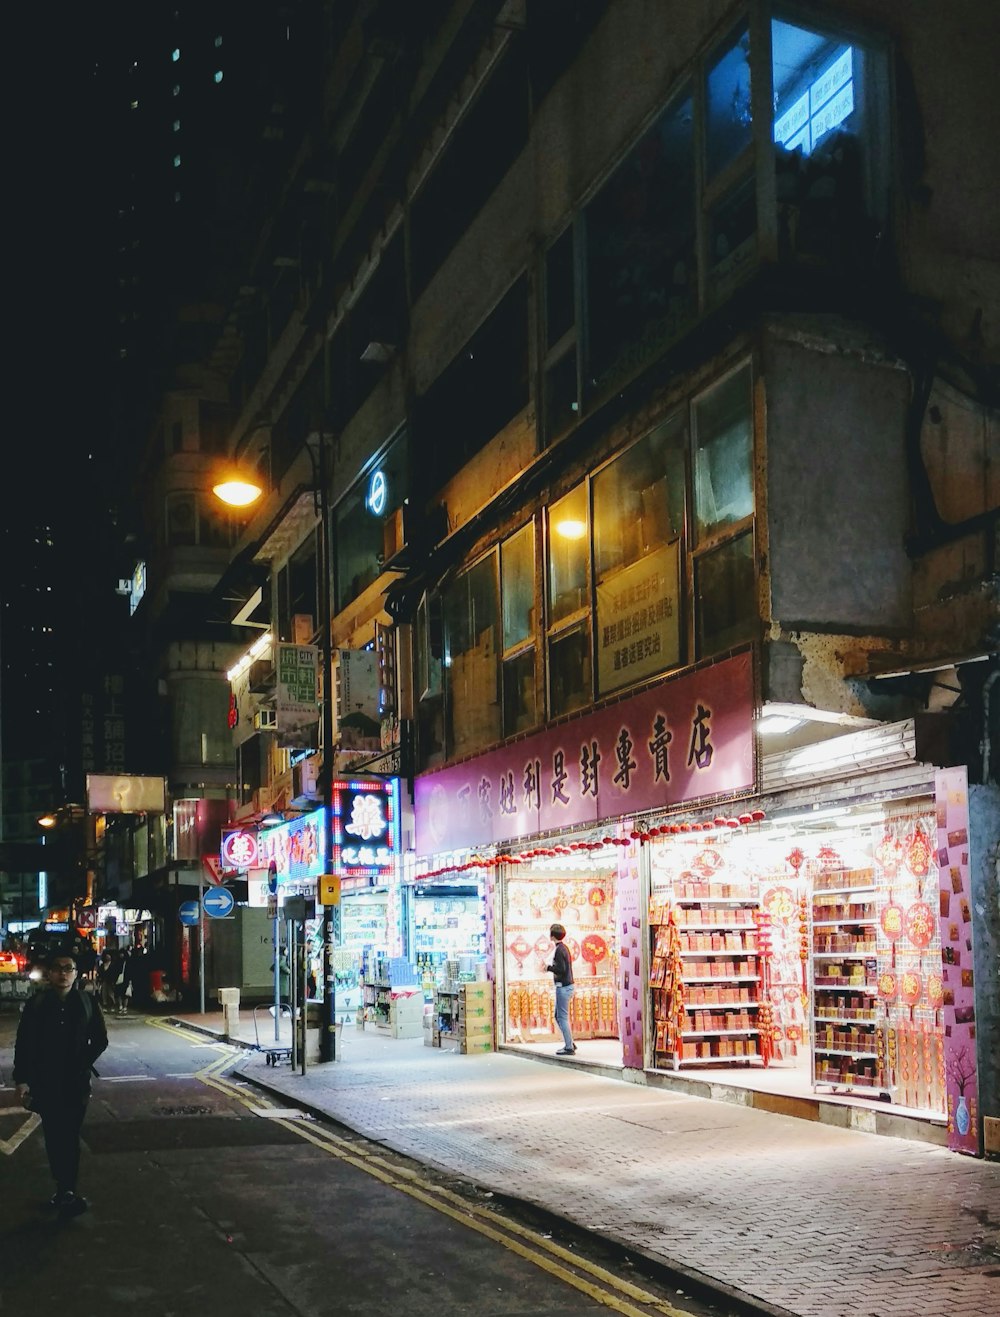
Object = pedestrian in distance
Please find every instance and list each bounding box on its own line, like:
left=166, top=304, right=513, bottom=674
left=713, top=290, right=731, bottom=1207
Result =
left=113, top=947, right=133, bottom=1016
left=96, top=949, right=115, bottom=1010
left=545, top=923, right=576, bottom=1056
left=13, top=950, right=108, bottom=1219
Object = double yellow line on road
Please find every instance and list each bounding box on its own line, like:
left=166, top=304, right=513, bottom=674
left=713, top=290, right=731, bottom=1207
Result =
left=150, top=1018, right=692, bottom=1317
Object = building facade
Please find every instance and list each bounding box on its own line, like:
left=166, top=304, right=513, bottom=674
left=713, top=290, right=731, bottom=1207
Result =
left=123, top=2, right=996, bottom=1148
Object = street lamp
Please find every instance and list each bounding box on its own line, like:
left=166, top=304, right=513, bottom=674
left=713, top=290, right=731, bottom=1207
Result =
left=213, top=435, right=338, bottom=1062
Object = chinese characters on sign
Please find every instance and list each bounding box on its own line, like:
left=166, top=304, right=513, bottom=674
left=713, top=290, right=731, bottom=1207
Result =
left=276, top=643, right=318, bottom=746
left=595, top=542, right=680, bottom=694
left=415, top=651, right=754, bottom=854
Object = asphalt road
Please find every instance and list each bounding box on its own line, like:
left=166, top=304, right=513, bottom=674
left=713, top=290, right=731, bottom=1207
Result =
left=0, top=1006, right=735, bottom=1317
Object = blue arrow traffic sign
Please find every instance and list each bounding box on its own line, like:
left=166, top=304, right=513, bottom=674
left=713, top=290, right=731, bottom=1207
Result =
left=202, top=886, right=236, bottom=919
left=178, top=901, right=200, bottom=926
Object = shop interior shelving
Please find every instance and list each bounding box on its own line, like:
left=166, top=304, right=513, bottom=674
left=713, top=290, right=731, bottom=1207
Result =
left=652, top=886, right=764, bottom=1069
left=810, top=866, right=886, bottom=1094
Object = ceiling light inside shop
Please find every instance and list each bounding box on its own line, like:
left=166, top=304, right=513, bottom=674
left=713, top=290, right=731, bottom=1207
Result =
left=555, top=518, right=587, bottom=540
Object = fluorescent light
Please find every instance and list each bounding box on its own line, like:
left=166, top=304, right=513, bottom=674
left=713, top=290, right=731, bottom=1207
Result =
left=227, top=632, right=273, bottom=682
left=757, top=714, right=803, bottom=735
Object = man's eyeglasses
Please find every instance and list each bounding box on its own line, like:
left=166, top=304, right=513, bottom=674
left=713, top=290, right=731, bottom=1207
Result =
left=50, top=964, right=77, bottom=974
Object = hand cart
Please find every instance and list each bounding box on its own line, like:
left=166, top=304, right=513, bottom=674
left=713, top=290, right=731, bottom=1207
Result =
left=252, top=1002, right=293, bottom=1066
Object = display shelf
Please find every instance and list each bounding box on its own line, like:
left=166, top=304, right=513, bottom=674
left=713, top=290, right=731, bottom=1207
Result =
left=684, top=1001, right=762, bottom=1010
left=814, top=1047, right=879, bottom=1059
left=684, top=974, right=760, bottom=983
left=683, top=1028, right=760, bottom=1037
left=811, top=868, right=883, bottom=1094
left=650, top=890, right=766, bottom=1071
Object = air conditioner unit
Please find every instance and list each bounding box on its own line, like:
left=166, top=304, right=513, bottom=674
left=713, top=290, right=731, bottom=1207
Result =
left=254, top=709, right=277, bottom=731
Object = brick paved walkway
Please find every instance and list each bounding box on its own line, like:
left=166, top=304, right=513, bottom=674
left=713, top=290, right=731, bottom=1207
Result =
left=173, top=1014, right=1000, bottom=1317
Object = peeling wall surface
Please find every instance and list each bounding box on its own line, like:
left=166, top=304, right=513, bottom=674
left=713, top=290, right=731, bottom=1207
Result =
left=765, top=337, right=911, bottom=630
left=969, top=783, right=1000, bottom=1134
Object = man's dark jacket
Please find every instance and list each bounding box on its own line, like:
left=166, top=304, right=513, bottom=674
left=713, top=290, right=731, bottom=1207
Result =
left=13, top=988, right=109, bottom=1104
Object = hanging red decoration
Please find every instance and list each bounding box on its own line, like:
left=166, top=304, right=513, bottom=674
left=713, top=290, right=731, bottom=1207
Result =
left=874, top=828, right=902, bottom=876
left=878, top=970, right=898, bottom=1001
left=905, top=901, right=935, bottom=950
left=880, top=891, right=905, bottom=967
left=903, top=822, right=931, bottom=879
left=786, top=847, right=805, bottom=872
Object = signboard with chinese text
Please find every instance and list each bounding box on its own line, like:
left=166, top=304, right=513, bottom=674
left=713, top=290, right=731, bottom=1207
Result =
left=336, top=650, right=381, bottom=749
left=414, top=651, right=754, bottom=855
left=596, top=541, right=680, bottom=695
left=220, top=829, right=259, bottom=871
left=256, top=778, right=399, bottom=888
left=276, top=643, right=318, bottom=745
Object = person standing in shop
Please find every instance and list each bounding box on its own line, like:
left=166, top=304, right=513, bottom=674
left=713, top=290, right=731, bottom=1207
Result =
left=545, top=923, right=576, bottom=1056
left=13, top=950, right=108, bottom=1218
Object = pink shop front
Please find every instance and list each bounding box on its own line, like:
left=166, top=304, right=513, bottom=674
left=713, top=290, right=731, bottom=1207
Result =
left=414, top=652, right=987, bottom=1155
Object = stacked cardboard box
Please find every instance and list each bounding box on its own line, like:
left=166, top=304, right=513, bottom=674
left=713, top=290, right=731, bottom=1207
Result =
left=458, top=981, right=494, bottom=1054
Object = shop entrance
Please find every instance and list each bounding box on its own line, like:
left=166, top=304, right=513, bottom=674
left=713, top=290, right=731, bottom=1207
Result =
left=501, top=852, right=620, bottom=1056
left=647, top=798, right=948, bottom=1123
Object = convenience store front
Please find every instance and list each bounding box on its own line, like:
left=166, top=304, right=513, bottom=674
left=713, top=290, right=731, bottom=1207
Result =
left=257, top=779, right=402, bottom=1016
left=415, top=652, right=756, bottom=1069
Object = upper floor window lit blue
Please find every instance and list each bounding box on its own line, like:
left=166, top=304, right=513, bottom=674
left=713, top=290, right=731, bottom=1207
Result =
left=214, top=35, right=222, bottom=47
left=172, top=48, right=180, bottom=62
left=214, top=69, right=223, bottom=83
left=173, top=155, right=181, bottom=168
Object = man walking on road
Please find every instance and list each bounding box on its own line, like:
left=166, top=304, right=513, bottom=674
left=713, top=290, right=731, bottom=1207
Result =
left=13, top=950, right=108, bottom=1218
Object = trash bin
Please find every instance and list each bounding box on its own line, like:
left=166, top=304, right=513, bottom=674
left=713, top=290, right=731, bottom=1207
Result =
left=218, top=987, right=241, bottom=1037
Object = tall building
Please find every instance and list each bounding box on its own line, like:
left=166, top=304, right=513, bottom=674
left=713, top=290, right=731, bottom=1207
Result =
left=87, top=2, right=998, bottom=1150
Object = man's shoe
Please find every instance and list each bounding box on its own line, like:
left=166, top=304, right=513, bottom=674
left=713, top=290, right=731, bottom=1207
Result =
left=57, top=1192, right=89, bottom=1218
left=43, top=1192, right=61, bottom=1210
left=555, top=1047, right=577, bottom=1055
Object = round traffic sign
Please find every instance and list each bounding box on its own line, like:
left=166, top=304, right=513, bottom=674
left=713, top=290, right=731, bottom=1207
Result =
left=178, top=900, right=200, bottom=926
left=202, top=886, right=236, bottom=919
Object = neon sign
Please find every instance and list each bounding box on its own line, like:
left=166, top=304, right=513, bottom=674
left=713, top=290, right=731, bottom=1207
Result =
left=221, top=829, right=259, bottom=870
left=367, top=469, right=387, bottom=516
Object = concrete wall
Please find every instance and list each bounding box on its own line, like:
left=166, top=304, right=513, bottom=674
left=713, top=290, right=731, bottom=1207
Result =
left=764, top=333, right=912, bottom=631
left=969, top=783, right=1000, bottom=1144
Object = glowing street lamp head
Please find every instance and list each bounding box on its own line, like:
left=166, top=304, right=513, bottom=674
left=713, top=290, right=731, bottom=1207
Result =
left=37, top=814, right=57, bottom=829
left=213, top=476, right=264, bottom=507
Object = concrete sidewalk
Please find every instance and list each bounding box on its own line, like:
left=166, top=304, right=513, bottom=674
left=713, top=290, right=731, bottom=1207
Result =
left=169, top=1011, right=999, bottom=1317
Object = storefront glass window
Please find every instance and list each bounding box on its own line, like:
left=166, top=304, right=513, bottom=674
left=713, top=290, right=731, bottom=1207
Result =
left=443, top=554, right=501, bottom=757
left=593, top=416, right=686, bottom=695
left=501, top=524, right=537, bottom=736
left=704, top=26, right=752, bottom=179
left=547, top=485, right=589, bottom=625
left=771, top=17, right=882, bottom=263
left=695, top=527, right=755, bottom=656
left=545, top=226, right=575, bottom=350
left=549, top=622, right=591, bottom=717
left=692, top=365, right=753, bottom=544
left=334, top=430, right=409, bottom=614
left=585, top=90, right=695, bottom=396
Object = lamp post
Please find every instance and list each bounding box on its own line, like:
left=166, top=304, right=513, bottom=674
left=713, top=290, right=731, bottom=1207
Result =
left=311, top=433, right=338, bottom=1062
left=213, top=432, right=338, bottom=1061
